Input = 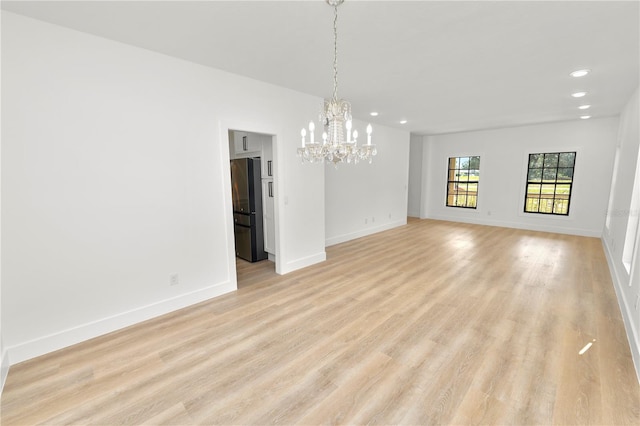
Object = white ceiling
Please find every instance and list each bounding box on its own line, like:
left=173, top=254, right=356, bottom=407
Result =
left=3, top=0, right=639, bottom=135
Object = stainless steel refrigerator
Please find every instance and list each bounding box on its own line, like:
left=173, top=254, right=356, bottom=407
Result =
left=231, top=158, right=267, bottom=262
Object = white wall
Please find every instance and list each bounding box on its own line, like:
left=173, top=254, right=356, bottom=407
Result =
left=601, top=87, right=640, bottom=382
left=0, top=6, right=7, bottom=393
left=1, top=12, right=326, bottom=364
left=325, top=121, right=410, bottom=246
left=407, top=134, right=423, bottom=218
left=421, top=118, right=619, bottom=237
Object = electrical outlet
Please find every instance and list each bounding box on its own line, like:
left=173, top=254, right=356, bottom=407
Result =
left=170, top=273, right=180, bottom=286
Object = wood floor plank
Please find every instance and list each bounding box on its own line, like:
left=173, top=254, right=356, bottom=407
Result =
left=2, top=219, right=639, bottom=425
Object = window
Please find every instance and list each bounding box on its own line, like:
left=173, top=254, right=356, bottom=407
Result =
left=524, top=152, right=576, bottom=215
left=605, top=147, right=621, bottom=233
left=446, top=156, right=480, bottom=208
left=622, top=146, right=640, bottom=275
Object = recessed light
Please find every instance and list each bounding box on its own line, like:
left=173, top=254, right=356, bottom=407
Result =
left=572, top=92, right=587, bottom=98
left=370, top=112, right=379, bottom=116
left=570, top=69, right=591, bottom=78
left=580, top=115, right=591, bottom=120
left=578, top=105, right=591, bottom=110
left=400, top=120, right=408, bottom=124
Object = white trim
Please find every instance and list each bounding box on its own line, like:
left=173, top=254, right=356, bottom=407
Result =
left=280, top=252, right=327, bottom=275
left=1, top=348, right=9, bottom=394
left=419, top=136, right=432, bottom=219
left=271, top=133, right=285, bottom=275
left=427, top=215, right=601, bottom=238
left=325, top=219, right=407, bottom=247
left=602, top=238, right=640, bottom=384
left=7, top=281, right=235, bottom=365
left=219, top=122, right=238, bottom=292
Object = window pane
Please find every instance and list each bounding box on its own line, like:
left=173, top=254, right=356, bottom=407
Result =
left=528, top=168, right=542, bottom=182
left=525, top=197, right=540, bottom=213
left=555, top=184, right=571, bottom=197
left=541, top=184, right=555, bottom=198
left=539, top=199, right=554, bottom=213
left=557, top=168, right=573, bottom=181
left=463, top=157, right=472, bottom=170
left=559, top=152, right=576, bottom=167
left=529, top=154, right=544, bottom=168
left=543, top=168, right=557, bottom=182
left=553, top=199, right=569, bottom=214
left=527, top=184, right=541, bottom=195
left=544, top=153, right=559, bottom=167
left=469, top=156, right=480, bottom=169
left=468, top=195, right=477, bottom=208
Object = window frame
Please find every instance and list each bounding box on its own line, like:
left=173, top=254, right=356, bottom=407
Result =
left=523, top=151, right=576, bottom=216
left=445, top=156, right=481, bottom=209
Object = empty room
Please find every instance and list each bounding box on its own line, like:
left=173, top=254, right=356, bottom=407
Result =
left=1, top=1, right=639, bottom=424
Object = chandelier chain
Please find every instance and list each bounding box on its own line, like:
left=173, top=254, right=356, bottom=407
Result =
left=332, top=4, right=338, bottom=102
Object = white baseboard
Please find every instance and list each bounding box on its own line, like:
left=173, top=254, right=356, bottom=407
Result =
left=7, top=280, right=236, bottom=365
left=1, top=348, right=9, bottom=395
left=602, top=238, right=640, bottom=384
left=280, top=251, right=326, bottom=275
left=426, top=215, right=602, bottom=238
left=325, top=219, right=407, bottom=247
left=407, top=209, right=420, bottom=218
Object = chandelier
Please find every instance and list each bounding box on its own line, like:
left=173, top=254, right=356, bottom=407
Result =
left=298, top=0, right=376, bottom=165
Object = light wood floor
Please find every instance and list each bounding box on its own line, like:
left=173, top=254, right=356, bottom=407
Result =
left=2, top=219, right=639, bottom=425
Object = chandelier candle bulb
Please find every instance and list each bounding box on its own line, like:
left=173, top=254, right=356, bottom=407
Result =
left=323, top=132, right=328, bottom=145
left=346, top=120, right=352, bottom=143
left=301, top=128, right=306, bottom=147
left=309, top=122, right=315, bottom=144
left=367, top=124, right=372, bottom=145
left=353, top=130, right=358, bottom=144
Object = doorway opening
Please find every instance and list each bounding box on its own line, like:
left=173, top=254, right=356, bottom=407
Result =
left=228, top=129, right=278, bottom=288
